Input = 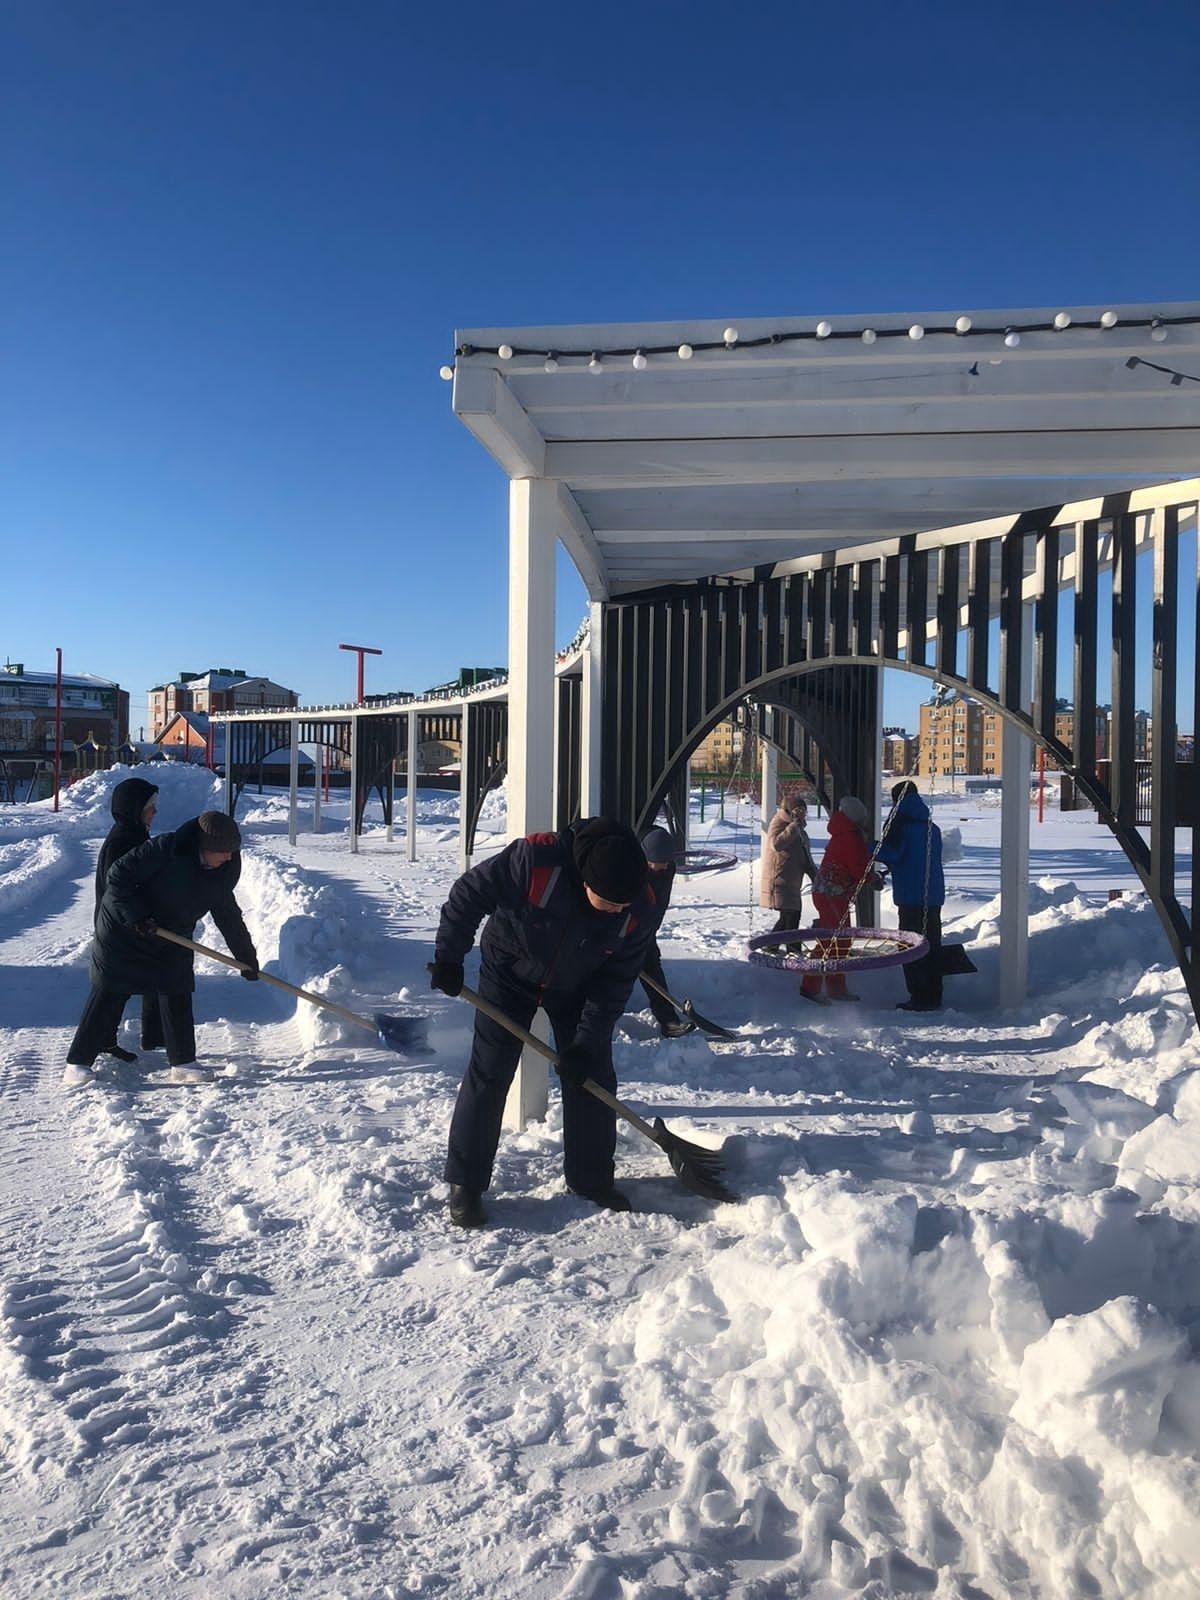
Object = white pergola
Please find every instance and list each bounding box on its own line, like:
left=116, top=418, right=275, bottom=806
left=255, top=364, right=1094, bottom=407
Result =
left=449, top=300, right=1200, bottom=1030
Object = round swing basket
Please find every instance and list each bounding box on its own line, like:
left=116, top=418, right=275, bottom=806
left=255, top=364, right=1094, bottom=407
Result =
left=674, top=848, right=740, bottom=874
left=747, top=926, right=929, bottom=974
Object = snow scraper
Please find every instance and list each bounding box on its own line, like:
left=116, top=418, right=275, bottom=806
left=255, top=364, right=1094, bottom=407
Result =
left=443, top=971, right=738, bottom=1204
left=638, top=970, right=736, bottom=1041
left=155, top=930, right=429, bottom=1052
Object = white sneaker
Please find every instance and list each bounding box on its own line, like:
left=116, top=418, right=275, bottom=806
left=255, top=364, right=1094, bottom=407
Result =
left=62, top=1063, right=95, bottom=1090
left=168, top=1063, right=212, bottom=1085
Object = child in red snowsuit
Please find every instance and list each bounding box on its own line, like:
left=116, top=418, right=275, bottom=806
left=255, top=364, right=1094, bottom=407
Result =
left=801, top=797, right=879, bottom=1003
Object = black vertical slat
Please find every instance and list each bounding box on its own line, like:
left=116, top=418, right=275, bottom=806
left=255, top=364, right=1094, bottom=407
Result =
left=882, top=554, right=901, bottom=662
left=854, top=560, right=878, bottom=660
left=833, top=566, right=853, bottom=658
left=665, top=601, right=686, bottom=770
left=1111, top=513, right=1137, bottom=830
left=629, top=605, right=651, bottom=827
left=601, top=606, right=620, bottom=815
left=1035, top=527, right=1061, bottom=742
left=907, top=549, right=930, bottom=668
left=743, top=582, right=764, bottom=687
left=684, top=594, right=703, bottom=736
left=937, top=546, right=961, bottom=679
left=788, top=573, right=810, bottom=666
left=702, top=589, right=722, bottom=719
left=967, top=538, right=992, bottom=692
left=765, top=579, right=783, bottom=674
left=1075, top=518, right=1107, bottom=787
left=721, top=588, right=741, bottom=700
left=1000, top=532, right=1027, bottom=718
left=647, top=605, right=669, bottom=822
left=809, top=569, right=830, bottom=661
left=1151, top=506, right=1179, bottom=901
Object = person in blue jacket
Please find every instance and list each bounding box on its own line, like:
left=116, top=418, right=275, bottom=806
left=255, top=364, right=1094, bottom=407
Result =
left=875, top=780, right=945, bottom=1012
left=430, top=817, right=656, bottom=1228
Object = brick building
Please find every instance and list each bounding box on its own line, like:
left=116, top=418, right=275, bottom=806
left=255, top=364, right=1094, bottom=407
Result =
left=148, top=668, right=298, bottom=741
left=0, top=662, right=129, bottom=758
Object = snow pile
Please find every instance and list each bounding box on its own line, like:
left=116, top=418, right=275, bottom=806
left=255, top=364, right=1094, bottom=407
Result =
left=0, top=834, right=71, bottom=916
left=53, top=763, right=225, bottom=834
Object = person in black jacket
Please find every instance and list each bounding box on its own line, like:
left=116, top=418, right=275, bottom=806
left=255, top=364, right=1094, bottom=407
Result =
left=91, top=776, right=160, bottom=1064
left=430, top=817, right=655, bottom=1228
left=638, top=827, right=692, bottom=1038
left=64, top=811, right=259, bottom=1088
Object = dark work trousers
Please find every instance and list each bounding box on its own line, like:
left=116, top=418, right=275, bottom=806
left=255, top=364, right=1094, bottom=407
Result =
left=898, top=905, right=943, bottom=1008
left=68, top=988, right=197, bottom=1068
left=639, top=941, right=680, bottom=1027
left=101, top=993, right=162, bottom=1052
left=444, top=963, right=618, bottom=1197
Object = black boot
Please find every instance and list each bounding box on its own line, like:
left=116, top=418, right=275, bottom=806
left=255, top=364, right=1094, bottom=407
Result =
left=103, top=1045, right=138, bottom=1064
left=448, top=1185, right=487, bottom=1228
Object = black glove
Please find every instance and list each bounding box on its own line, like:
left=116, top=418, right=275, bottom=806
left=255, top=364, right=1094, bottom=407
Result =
left=555, top=1039, right=594, bottom=1089
left=429, top=959, right=464, bottom=998
left=240, top=956, right=260, bottom=982
left=134, top=917, right=158, bottom=940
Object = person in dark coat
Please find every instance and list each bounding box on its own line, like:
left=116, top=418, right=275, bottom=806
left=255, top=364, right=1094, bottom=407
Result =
left=92, top=776, right=160, bottom=1063
left=64, top=811, right=259, bottom=1088
left=430, top=817, right=656, bottom=1228
left=875, top=780, right=945, bottom=1012
left=638, top=827, right=691, bottom=1038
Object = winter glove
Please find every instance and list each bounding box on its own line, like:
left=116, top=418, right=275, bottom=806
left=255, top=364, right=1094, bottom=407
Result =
left=240, top=955, right=260, bottom=982
left=554, top=1039, right=595, bottom=1089
left=133, top=917, right=158, bottom=940
left=429, top=959, right=464, bottom=998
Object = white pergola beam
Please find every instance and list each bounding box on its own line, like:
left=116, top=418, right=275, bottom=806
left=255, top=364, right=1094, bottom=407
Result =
left=452, top=365, right=546, bottom=479
left=506, top=478, right=557, bottom=838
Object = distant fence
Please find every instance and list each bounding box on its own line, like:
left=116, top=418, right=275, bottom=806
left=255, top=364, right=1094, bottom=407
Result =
left=1062, top=760, right=1191, bottom=826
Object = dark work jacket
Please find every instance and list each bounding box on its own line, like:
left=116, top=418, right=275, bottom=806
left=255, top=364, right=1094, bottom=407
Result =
left=646, top=861, right=677, bottom=932
left=435, top=828, right=657, bottom=1051
left=94, top=777, right=159, bottom=922
left=91, top=817, right=257, bottom=995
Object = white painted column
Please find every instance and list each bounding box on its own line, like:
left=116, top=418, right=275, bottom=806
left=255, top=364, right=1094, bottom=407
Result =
left=580, top=599, right=604, bottom=817
left=406, top=709, right=418, bottom=863
left=386, top=757, right=395, bottom=843
left=998, top=615, right=1034, bottom=1007
left=348, top=716, right=360, bottom=856
left=760, top=739, right=779, bottom=834
left=287, top=721, right=299, bottom=846
left=312, top=745, right=322, bottom=833
left=458, top=703, right=472, bottom=872
left=506, top=478, right=557, bottom=839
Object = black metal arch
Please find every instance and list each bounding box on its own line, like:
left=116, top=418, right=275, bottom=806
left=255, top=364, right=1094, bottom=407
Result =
left=601, top=491, right=1200, bottom=1012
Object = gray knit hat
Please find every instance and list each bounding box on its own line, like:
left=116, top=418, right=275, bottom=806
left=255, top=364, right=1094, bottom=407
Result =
left=640, top=827, right=677, bottom=865
left=197, top=811, right=241, bottom=853
left=838, top=796, right=869, bottom=826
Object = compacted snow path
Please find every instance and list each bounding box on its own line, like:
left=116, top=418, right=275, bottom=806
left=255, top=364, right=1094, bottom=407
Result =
left=2, top=767, right=1199, bottom=1598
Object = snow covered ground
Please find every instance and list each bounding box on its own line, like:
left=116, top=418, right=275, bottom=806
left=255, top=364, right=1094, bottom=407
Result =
left=2, top=765, right=1198, bottom=1599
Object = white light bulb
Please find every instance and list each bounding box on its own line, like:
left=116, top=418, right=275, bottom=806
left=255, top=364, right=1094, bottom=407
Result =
left=816, top=320, right=832, bottom=339
left=677, top=343, right=693, bottom=359
left=1100, top=310, right=1118, bottom=328
left=544, top=355, right=558, bottom=372
left=723, top=327, right=739, bottom=345
left=498, top=344, right=513, bottom=360
left=1004, top=329, right=1021, bottom=349
left=1053, top=312, right=1071, bottom=331
left=588, top=354, right=603, bottom=372
left=955, top=316, right=972, bottom=334
left=861, top=328, right=877, bottom=344
left=632, top=350, right=647, bottom=370
left=438, top=364, right=454, bottom=381
left=908, top=324, right=925, bottom=341
left=1150, top=319, right=1168, bottom=342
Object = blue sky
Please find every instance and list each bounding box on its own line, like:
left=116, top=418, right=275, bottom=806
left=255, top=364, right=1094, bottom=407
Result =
left=3, top=0, right=1198, bottom=739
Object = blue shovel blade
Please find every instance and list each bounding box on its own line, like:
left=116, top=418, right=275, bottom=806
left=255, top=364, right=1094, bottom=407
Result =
left=374, top=1011, right=431, bottom=1053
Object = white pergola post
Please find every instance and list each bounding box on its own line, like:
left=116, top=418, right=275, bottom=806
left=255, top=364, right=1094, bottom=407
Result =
left=312, top=744, right=322, bottom=833
left=458, top=703, right=472, bottom=872
left=580, top=599, right=604, bottom=817
left=386, top=756, right=395, bottom=844
left=406, top=709, right=418, bottom=862
left=760, top=739, right=779, bottom=833
left=998, top=614, right=1034, bottom=1006
left=287, top=721, right=299, bottom=846
left=506, top=478, right=557, bottom=839
left=348, top=716, right=360, bottom=856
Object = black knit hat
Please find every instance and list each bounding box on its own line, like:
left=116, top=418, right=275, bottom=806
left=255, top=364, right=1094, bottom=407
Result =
left=640, top=827, right=677, bottom=865
left=572, top=818, right=648, bottom=905
left=197, top=811, right=241, bottom=854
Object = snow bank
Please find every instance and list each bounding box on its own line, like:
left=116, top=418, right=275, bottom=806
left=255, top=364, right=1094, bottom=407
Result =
left=0, top=835, right=71, bottom=916
left=54, top=763, right=224, bottom=834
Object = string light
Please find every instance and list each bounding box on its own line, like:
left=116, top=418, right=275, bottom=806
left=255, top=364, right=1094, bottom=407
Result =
left=442, top=310, right=1197, bottom=376
left=438, top=365, right=454, bottom=381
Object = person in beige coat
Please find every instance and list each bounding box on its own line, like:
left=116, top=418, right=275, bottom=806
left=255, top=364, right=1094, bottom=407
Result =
left=760, top=795, right=817, bottom=937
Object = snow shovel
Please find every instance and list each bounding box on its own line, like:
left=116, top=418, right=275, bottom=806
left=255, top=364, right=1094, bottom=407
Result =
left=444, top=971, right=738, bottom=1204
left=154, top=929, right=429, bottom=1052
left=639, top=970, right=737, bottom=1042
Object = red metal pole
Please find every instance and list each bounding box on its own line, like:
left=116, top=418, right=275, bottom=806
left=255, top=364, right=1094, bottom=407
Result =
left=1037, top=744, right=1045, bottom=823
left=339, top=643, right=382, bottom=707
left=53, top=647, right=63, bottom=812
